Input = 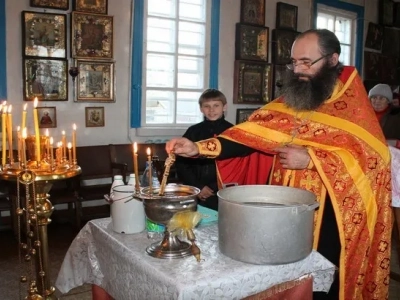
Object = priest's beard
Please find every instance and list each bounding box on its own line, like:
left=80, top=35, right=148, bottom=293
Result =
left=282, top=62, right=342, bottom=111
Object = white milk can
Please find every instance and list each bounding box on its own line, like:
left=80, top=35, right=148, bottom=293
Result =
left=110, top=185, right=145, bottom=234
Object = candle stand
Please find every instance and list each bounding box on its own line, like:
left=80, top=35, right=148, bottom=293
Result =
left=0, top=139, right=81, bottom=299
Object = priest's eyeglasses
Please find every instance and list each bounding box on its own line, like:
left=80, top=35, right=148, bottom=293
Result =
left=286, top=54, right=331, bottom=71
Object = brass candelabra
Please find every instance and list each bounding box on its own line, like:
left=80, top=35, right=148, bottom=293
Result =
left=0, top=137, right=81, bottom=299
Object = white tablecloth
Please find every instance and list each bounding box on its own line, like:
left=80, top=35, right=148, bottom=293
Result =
left=390, top=146, right=400, bottom=207
left=55, top=218, right=335, bottom=300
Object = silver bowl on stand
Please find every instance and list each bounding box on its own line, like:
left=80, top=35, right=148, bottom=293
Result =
left=139, top=184, right=199, bottom=259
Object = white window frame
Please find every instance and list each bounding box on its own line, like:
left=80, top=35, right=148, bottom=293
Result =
left=316, top=4, right=357, bottom=66
left=137, top=0, right=212, bottom=137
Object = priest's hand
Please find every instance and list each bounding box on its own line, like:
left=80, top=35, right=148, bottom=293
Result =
left=274, top=144, right=310, bottom=170
left=165, top=138, right=199, bottom=157
left=198, top=186, right=214, bottom=201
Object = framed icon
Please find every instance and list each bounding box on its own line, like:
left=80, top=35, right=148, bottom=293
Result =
left=365, top=23, right=384, bottom=51
left=272, top=29, right=300, bottom=65
left=233, top=60, right=273, bottom=104
left=273, top=64, right=287, bottom=99
left=240, top=0, right=265, bottom=26
left=37, top=106, right=57, bottom=128
left=236, top=108, right=259, bottom=124
left=73, top=0, right=108, bottom=14
left=23, top=58, right=68, bottom=101
left=379, top=0, right=394, bottom=27
left=276, top=2, right=298, bottom=31
left=75, top=60, right=115, bottom=102
left=71, top=12, right=113, bottom=59
left=22, top=11, right=67, bottom=59
left=235, top=24, right=269, bottom=62
left=30, top=0, right=69, bottom=10
left=85, top=107, right=105, bottom=127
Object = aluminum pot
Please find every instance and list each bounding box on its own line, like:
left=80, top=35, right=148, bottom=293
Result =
left=217, top=185, right=319, bottom=265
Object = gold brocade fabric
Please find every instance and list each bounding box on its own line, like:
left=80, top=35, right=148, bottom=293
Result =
left=199, top=67, right=392, bottom=300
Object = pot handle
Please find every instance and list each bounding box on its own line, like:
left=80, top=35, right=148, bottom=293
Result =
left=222, top=183, right=238, bottom=189
left=307, top=202, right=320, bottom=211
left=294, top=202, right=320, bottom=214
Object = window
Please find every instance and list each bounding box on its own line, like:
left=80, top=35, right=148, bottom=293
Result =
left=316, top=4, right=356, bottom=66
left=131, top=0, right=220, bottom=133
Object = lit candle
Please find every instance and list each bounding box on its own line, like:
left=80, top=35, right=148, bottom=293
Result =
left=33, top=98, right=41, bottom=162
left=49, top=137, right=54, bottom=168
left=45, top=129, right=49, bottom=159
left=22, top=127, right=27, bottom=167
left=147, top=147, right=152, bottom=193
left=1, top=105, right=6, bottom=166
left=62, top=130, right=66, bottom=159
left=21, top=103, right=27, bottom=131
left=67, top=142, right=72, bottom=166
left=133, top=142, right=140, bottom=192
left=57, top=141, right=62, bottom=163
left=17, top=126, right=21, bottom=166
left=72, top=124, right=76, bottom=164
left=7, top=105, right=13, bottom=163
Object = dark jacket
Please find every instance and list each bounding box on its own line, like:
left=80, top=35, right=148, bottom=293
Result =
left=176, top=116, right=233, bottom=210
left=380, top=107, right=400, bottom=140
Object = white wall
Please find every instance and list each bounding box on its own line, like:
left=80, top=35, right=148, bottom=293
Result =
left=6, top=0, right=376, bottom=147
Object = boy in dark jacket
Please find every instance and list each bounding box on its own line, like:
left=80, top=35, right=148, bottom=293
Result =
left=176, top=89, right=233, bottom=210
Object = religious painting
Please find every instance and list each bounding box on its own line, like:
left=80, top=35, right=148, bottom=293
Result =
left=236, top=108, right=259, bottom=124
left=273, top=64, right=287, bottom=99
left=85, top=107, right=105, bottom=127
left=23, top=58, right=68, bottom=101
left=22, top=11, right=67, bottom=59
left=363, top=51, right=381, bottom=81
left=276, top=2, right=298, bottom=31
left=240, top=0, right=265, bottom=26
left=272, top=29, right=300, bottom=65
left=73, top=0, right=108, bottom=14
left=30, top=0, right=69, bottom=10
left=382, top=27, right=400, bottom=57
left=76, top=60, right=115, bottom=102
left=379, top=0, right=394, bottom=26
left=233, top=60, right=273, bottom=104
left=394, top=3, right=400, bottom=28
left=364, top=23, right=384, bottom=51
left=380, top=55, right=399, bottom=84
left=235, top=24, right=269, bottom=62
left=37, top=106, right=57, bottom=128
left=71, top=12, right=113, bottom=59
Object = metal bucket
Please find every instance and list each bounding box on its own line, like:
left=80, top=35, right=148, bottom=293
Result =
left=217, top=185, right=319, bottom=265
left=110, top=185, right=146, bottom=234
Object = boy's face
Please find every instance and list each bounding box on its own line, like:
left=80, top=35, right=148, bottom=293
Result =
left=200, top=99, right=226, bottom=121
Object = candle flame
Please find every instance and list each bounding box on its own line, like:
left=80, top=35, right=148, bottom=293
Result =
left=146, top=147, right=151, bottom=156
left=23, top=103, right=27, bottom=111
left=22, top=128, right=27, bottom=139
left=45, top=129, right=49, bottom=136
left=17, top=126, right=20, bottom=131
left=133, top=142, right=137, bottom=154
left=50, top=137, right=53, bottom=144
left=2, top=105, right=7, bottom=114
left=73, top=123, right=77, bottom=130
left=62, top=130, right=65, bottom=135
left=7, top=105, right=11, bottom=113
left=67, top=142, right=72, bottom=149
left=33, top=97, right=38, bottom=108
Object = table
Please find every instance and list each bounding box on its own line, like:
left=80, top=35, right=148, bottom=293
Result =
left=56, top=218, right=335, bottom=299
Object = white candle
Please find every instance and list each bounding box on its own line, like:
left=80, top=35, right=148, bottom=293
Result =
left=72, top=124, right=77, bottom=164
left=33, top=98, right=41, bottom=162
